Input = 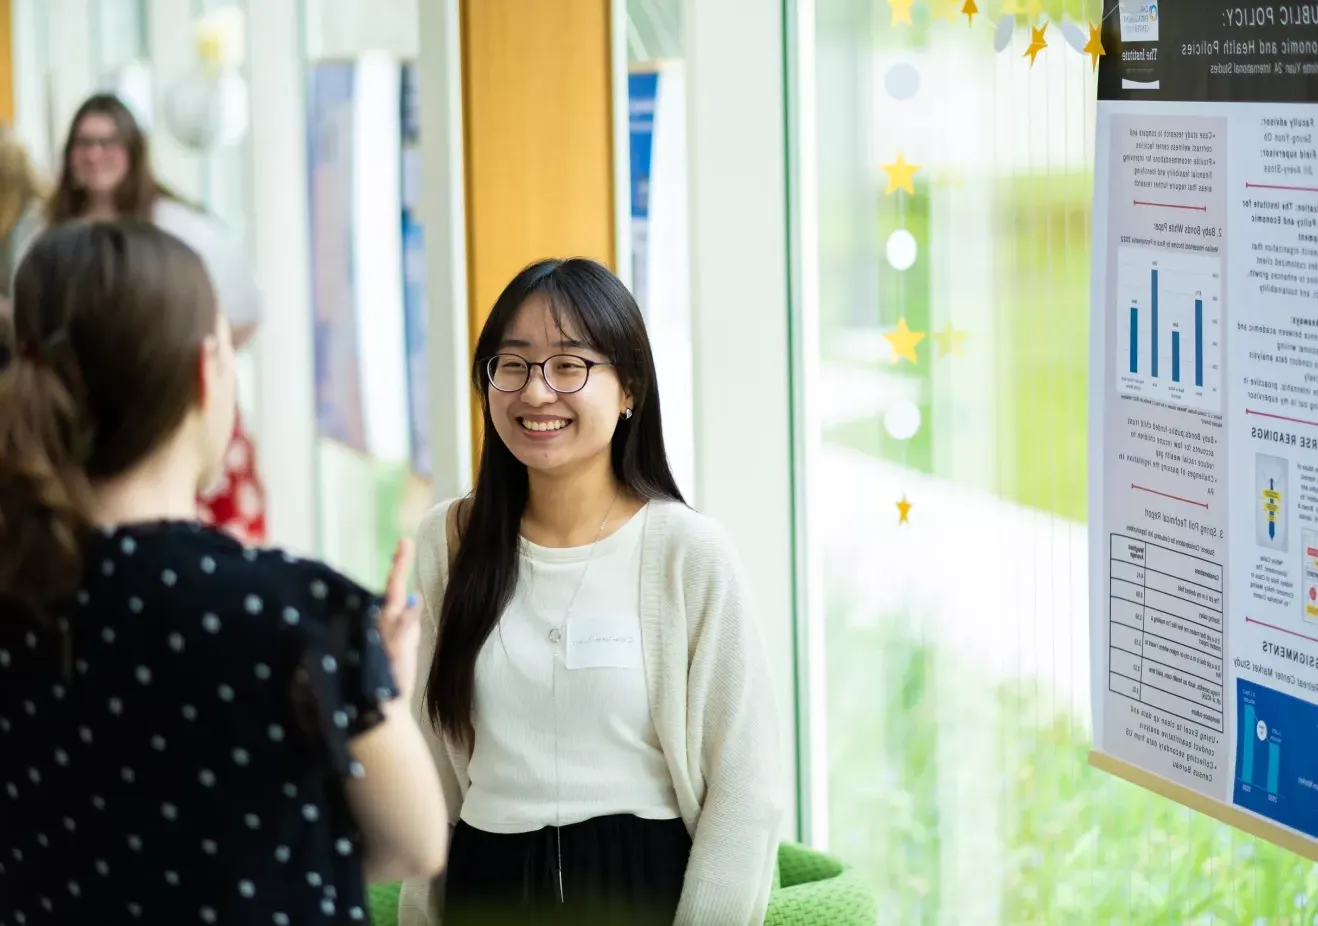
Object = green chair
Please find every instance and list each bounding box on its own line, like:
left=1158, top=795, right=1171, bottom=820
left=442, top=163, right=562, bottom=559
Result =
left=765, top=841, right=877, bottom=926
left=369, top=880, right=401, bottom=925
left=367, top=841, right=876, bottom=925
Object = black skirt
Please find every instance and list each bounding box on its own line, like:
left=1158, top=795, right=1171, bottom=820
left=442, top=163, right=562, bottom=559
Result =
left=442, top=814, right=692, bottom=926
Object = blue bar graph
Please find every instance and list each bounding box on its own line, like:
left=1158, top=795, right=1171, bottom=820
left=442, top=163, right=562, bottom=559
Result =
left=1151, top=269, right=1159, bottom=378
left=1129, top=307, right=1139, bottom=373
left=1194, top=299, right=1204, bottom=387
left=1243, top=704, right=1256, bottom=785
left=1268, top=739, right=1281, bottom=794
left=1172, top=331, right=1181, bottom=382
left=1234, top=680, right=1318, bottom=839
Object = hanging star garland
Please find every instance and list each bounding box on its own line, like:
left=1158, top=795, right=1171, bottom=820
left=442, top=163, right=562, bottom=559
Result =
left=968, top=6, right=1107, bottom=71
left=888, top=0, right=915, bottom=25
left=1083, top=21, right=1105, bottom=70
left=882, top=153, right=921, bottom=195
left=1023, top=22, right=1048, bottom=65
left=897, top=495, right=912, bottom=525
left=930, top=0, right=963, bottom=23
left=932, top=321, right=970, bottom=357
left=883, top=317, right=926, bottom=364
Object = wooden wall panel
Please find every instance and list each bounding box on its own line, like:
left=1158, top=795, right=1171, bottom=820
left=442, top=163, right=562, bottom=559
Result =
left=0, top=0, right=12, bottom=123
left=459, top=0, right=616, bottom=467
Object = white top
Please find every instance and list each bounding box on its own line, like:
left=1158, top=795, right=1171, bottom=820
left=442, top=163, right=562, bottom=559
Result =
left=7, top=198, right=262, bottom=329
left=460, top=502, right=682, bottom=832
left=153, top=199, right=262, bottom=329
left=399, top=498, right=785, bottom=926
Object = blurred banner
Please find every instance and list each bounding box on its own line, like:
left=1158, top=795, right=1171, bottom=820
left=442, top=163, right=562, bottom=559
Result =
left=628, top=61, right=695, bottom=502
left=307, top=61, right=366, bottom=452
left=400, top=61, right=430, bottom=479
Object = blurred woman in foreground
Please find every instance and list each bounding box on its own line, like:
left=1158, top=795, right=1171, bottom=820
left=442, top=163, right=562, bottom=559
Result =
left=0, top=221, right=449, bottom=924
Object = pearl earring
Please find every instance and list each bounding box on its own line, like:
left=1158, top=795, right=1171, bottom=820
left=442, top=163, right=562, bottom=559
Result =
left=622, top=408, right=633, bottom=419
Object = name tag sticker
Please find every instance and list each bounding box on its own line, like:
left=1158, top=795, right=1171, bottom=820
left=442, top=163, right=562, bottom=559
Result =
left=565, top=616, right=643, bottom=670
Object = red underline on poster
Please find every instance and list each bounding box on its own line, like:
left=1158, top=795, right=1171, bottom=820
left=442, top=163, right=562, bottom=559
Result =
left=1130, top=484, right=1210, bottom=509
left=1133, top=200, right=1207, bottom=211
left=1246, top=182, right=1318, bottom=194
left=1245, top=617, right=1318, bottom=645
left=1246, top=408, right=1318, bottom=428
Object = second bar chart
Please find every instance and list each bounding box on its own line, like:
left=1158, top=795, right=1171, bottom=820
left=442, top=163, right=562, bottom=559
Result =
left=1114, top=244, right=1223, bottom=416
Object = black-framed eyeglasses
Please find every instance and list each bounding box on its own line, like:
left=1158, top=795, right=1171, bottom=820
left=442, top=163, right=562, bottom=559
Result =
left=72, top=135, right=124, bottom=152
left=484, top=353, right=614, bottom=394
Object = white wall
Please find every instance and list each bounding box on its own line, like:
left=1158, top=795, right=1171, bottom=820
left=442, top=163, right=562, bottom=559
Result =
left=414, top=0, right=471, bottom=503
left=245, top=0, right=319, bottom=555
left=305, top=0, right=420, bottom=60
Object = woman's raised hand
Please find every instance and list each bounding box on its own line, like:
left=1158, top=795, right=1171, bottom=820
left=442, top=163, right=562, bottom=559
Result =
left=380, top=538, right=423, bottom=702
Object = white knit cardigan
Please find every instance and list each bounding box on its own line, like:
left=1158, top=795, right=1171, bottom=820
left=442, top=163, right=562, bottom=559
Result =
left=398, top=497, right=785, bottom=926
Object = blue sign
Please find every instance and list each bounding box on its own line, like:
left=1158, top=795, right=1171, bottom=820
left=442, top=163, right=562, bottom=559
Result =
left=628, top=71, right=659, bottom=221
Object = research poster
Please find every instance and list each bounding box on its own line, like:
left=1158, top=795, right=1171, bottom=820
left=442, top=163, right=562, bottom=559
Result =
left=1089, top=0, right=1318, bottom=843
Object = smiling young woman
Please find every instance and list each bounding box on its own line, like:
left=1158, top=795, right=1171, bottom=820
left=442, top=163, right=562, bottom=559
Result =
left=399, top=258, right=785, bottom=926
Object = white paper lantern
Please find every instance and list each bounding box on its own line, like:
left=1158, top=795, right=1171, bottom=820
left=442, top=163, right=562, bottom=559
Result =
left=164, top=68, right=249, bottom=151
left=1059, top=20, right=1088, bottom=54
left=993, top=14, right=1015, bottom=52
left=162, top=5, right=250, bottom=152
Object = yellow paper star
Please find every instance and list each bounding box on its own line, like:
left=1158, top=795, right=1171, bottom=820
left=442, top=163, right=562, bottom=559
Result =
left=884, top=317, right=926, bottom=364
left=932, top=321, right=970, bottom=357
left=897, top=495, right=912, bottom=524
left=1024, top=22, right=1048, bottom=65
left=961, top=0, right=979, bottom=25
left=888, top=0, right=915, bottom=25
left=930, top=0, right=963, bottom=22
left=1083, top=21, right=1105, bottom=70
left=882, top=153, right=921, bottom=195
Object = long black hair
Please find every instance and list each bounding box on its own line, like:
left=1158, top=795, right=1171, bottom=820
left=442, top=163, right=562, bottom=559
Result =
left=425, top=257, right=684, bottom=748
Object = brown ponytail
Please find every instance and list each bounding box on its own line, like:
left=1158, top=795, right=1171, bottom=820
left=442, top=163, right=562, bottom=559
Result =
left=0, top=220, right=218, bottom=620
left=0, top=353, right=94, bottom=617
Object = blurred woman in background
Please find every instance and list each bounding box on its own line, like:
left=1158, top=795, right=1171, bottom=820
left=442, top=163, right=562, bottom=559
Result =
left=45, top=93, right=268, bottom=545
left=0, top=124, right=45, bottom=311
left=0, top=221, right=449, bottom=923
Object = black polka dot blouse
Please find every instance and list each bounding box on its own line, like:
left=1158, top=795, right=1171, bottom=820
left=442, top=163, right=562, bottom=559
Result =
left=0, top=521, right=399, bottom=925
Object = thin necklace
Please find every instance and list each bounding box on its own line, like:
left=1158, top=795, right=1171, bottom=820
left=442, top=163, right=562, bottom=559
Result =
left=534, top=488, right=621, bottom=643
left=532, top=487, right=620, bottom=905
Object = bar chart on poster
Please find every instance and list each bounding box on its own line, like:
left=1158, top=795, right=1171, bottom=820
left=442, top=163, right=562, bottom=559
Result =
left=1233, top=680, right=1318, bottom=841
left=1114, top=246, right=1222, bottom=415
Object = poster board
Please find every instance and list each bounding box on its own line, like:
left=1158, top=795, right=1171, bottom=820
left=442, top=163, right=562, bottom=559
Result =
left=1, top=0, right=14, bottom=124
left=1089, top=0, right=1318, bottom=856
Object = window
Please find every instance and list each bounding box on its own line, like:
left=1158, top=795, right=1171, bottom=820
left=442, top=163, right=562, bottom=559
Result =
left=799, top=1, right=1316, bottom=920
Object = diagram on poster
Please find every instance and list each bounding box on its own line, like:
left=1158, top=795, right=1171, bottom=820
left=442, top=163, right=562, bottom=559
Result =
left=1113, top=246, right=1222, bottom=415
left=1088, top=0, right=1318, bottom=854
